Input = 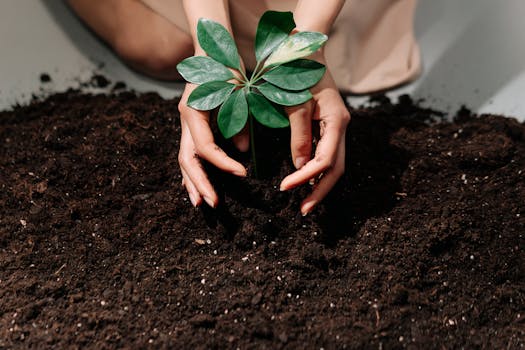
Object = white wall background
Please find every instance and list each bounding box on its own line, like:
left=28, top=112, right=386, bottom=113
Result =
left=1, top=0, right=524, bottom=121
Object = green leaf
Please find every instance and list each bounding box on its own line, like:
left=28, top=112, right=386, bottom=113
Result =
left=177, top=56, right=234, bottom=84
left=255, top=11, right=295, bottom=62
left=257, top=82, right=312, bottom=106
left=217, top=89, right=248, bottom=139
left=264, top=31, right=328, bottom=68
left=197, top=18, right=241, bottom=70
left=262, top=59, right=326, bottom=90
left=188, top=81, right=236, bottom=111
left=246, top=92, right=289, bottom=128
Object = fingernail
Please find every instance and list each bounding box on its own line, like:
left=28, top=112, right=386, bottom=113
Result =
left=203, top=196, right=216, bottom=208
left=280, top=183, right=287, bottom=191
left=294, top=156, right=308, bottom=169
left=301, top=202, right=315, bottom=216
left=188, top=193, right=198, bottom=207
left=233, top=168, right=247, bottom=177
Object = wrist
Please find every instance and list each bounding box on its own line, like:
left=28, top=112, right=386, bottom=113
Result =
left=292, top=0, right=345, bottom=34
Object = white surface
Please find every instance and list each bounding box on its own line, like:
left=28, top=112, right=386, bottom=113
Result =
left=1, top=0, right=524, bottom=121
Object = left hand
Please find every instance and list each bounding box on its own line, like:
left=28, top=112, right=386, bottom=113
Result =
left=280, top=57, right=351, bottom=216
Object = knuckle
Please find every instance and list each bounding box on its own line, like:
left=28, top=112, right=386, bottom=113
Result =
left=194, top=146, right=205, bottom=158
left=315, top=156, right=333, bottom=171
left=195, top=142, right=214, bottom=159
left=178, top=101, right=190, bottom=115
left=178, top=152, right=192, bottom=166
left=340, top=109, right=351, bottom=124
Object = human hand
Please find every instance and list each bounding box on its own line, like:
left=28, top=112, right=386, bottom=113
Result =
left=178, top=82, right=248, bottom=208
left=280, top=63, right=350, bottom=216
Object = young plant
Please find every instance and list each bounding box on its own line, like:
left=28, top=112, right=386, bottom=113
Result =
left=176, top=11, right=327, bottom=176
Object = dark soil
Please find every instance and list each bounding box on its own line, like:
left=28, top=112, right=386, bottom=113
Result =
left=1, top=92, right=524, bottom=349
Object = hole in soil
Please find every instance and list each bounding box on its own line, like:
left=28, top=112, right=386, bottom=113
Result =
left=202, top=97, right=426, bottom=246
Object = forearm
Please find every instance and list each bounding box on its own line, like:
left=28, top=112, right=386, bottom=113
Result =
left=293, top=0, right=345, bottom=34
left=182, top=0, right=232, bottom=54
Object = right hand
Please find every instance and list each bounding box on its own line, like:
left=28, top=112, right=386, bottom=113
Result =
left=280, top=63, right=351, bottom=216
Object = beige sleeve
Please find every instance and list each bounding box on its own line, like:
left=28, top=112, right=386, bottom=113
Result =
left=324, top=0, right=421, bottom=93
left=140, top=0, right=421, bottom=94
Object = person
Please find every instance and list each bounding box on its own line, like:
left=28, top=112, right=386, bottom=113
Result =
left=67, top=0, right=420, bottom=215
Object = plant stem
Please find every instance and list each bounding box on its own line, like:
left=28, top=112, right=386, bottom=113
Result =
left=250, top=67, right=266, bottom=85
left=239, top=68, right=249, bottom=84
left=249, top=114, right=258, bottom=178
left=251, top=65, right=278, bottom=85
left=251, top=61, right=262, bottom=81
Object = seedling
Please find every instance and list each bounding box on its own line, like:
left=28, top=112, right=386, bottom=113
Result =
left=176, top=11, right=327, bottom=176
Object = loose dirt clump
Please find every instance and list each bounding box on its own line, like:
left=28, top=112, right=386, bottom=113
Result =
left=1, top=92, right=523, bottom=349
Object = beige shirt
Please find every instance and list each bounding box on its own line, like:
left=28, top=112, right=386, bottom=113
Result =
left=141, top=0, right=421, bottom=94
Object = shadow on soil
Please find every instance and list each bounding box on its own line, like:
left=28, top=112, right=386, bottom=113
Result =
left=314, top=99, right=416, bottom=246
left=200, top=96, right=432, bottom=248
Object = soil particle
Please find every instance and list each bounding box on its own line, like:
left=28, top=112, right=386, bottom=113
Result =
left=189, top=314, right=216, bottom=328
left=0, top=92, right=524, bottom=349
left=112, top=81, right=127, bottom=91
left=90, top=74, right=111, bottom=88
left=39, top=73, right=52, bottom=83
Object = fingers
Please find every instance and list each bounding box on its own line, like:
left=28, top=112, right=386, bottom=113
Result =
left=280, top=70, right=351, bottom=215
left=286, top=102, right=313, bottom=169
left=179, top=88, right=247, bottom=177
left=178, top=119, right=219, bottom=208
left=280, top=119, right=343, bottom=191
left=190, top=125, right=247, bottom=176
left=181, top=168, right=202, bottom=207
left=180, top=160, right=218, bottom=208
left=178, top=83, right=250, bottom=209
left=300, top=137, right=346, bottom=216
